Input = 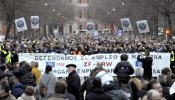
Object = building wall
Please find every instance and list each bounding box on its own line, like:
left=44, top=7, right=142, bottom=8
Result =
left=64, top=0, right=104, bottom=34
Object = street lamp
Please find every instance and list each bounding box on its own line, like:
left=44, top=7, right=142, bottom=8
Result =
left=112, top=8, right=116, bottom=12
left=122, top=2, right=125, bottom=5
left=52, top=9, right=55, bottom=12
left=44, top=3, right=48, bottom=6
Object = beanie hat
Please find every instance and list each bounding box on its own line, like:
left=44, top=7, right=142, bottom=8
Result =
left=95, top=71, right=114, bottom=87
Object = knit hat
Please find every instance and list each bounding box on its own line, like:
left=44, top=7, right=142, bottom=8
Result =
left=95, top=71, right=114, bottom=87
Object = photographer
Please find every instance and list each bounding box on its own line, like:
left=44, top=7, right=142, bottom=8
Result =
left=137, top=51, right=153, bottom=81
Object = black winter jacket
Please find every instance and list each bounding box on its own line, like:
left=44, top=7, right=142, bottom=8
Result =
left=13, top=64, right=35, bottom=86
left=114, top=61, right=134, bottom=83
left=67, top=70, right=81, bottom=100
left=85, top=87, right=113, bottom=100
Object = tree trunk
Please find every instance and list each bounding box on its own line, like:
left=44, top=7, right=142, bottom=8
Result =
left=164, top=14, right=173, bottom=37
left=5, top=19, right=13, bottom=40
left=154, top=18, right=158, bottom=37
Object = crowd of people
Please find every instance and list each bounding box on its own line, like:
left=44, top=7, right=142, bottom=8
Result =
left=0, top=33, right=175, bottom=100
left=1, top=33, right=175, bottom=64
left=1, top=33, right=175, bottom=56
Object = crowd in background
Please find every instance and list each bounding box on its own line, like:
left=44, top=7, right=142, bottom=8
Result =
left=1, top=33, right=175, bottom=56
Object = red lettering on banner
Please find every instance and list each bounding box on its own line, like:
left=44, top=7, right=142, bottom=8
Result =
left=57, top=63, right=65, bottom=66
left=100, top=62, right=112, bottom=66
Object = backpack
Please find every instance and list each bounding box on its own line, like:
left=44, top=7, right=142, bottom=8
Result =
left=103, top=82, right=129, bottom=100
left=119, top=82, right=133, bottom=100
left=106, top=89, right=129, bottom=100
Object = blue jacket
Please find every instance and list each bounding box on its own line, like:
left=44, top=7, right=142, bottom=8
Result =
left=11, top=82, right=25, bottom=98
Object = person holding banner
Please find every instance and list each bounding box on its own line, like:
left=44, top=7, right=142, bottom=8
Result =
left=137, top=51, right=153, bottom=81
left=73, top=47, right=82, bottom=55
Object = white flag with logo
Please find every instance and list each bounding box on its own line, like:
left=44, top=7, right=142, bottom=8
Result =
left=93, top=30, right=99, bottom=39
left=120, top=18, right=133, bottom=31
left=15, top=17, right=27, bottom=32
left=136, top=20, right=150, bottom=33
left=31, top=16, right=39, bottom=29
left=87, top=22, right=94, bottom=32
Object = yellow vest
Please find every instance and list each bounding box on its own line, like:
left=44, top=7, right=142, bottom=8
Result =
left=171, top=51, right=174, bottom=61
left=0, top=48, right=7, bottom=54
left=6, top=51, right=11, bottom=63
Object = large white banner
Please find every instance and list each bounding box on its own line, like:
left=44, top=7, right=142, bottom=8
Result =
left=136, top=20, right=150, bottom=33
left=31, top=16, right=39, bottom=29
left=120, top=18, right=133, bottom=31
left=19, top=53, right=170, bottom=77
left=15, top=17, right=28, bottom=32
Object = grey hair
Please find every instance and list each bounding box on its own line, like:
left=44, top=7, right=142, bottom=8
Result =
left=135, top=67, right=143, bottom=76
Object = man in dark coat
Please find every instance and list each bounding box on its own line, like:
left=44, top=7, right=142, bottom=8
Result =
left=137, top=51, right=153, bottom=81
left=85, top=77, right=112, bottom=100
left=114, top=54, right=134, bottom=83
left=13, top=62, right=35, bottom=86
left=66, top=64, right=81, bottom=100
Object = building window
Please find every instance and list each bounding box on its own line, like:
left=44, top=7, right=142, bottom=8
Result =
left=87, top=11, right=90, bottom=19
left=69, top=25, right=72, bottom=33
left=78, top=0, right=82, bottom=3
left=79, top=10, right=83, bottom=18
left=79, top=25, right=82, bottom=30
left=95, top=24, right=98, bottom=30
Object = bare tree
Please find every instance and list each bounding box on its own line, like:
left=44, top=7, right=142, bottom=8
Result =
left=0, top=0, right=32, bottom=39
left=88, top=0, right=175, bottom=36
left=0, top=0, right=75, bottom=39
left=136, top=0, right=175, bottom=35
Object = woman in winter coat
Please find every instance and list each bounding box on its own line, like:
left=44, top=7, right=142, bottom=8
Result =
left=17, top=86, right=36, bottom=100
left=38, top=65, right=58, bottom=100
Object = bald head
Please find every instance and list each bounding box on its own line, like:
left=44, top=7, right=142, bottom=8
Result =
left=147, top=89, right=161, bottom=100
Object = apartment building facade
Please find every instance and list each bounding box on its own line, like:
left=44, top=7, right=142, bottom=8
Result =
left=64, top=0, right=104, bottom=34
